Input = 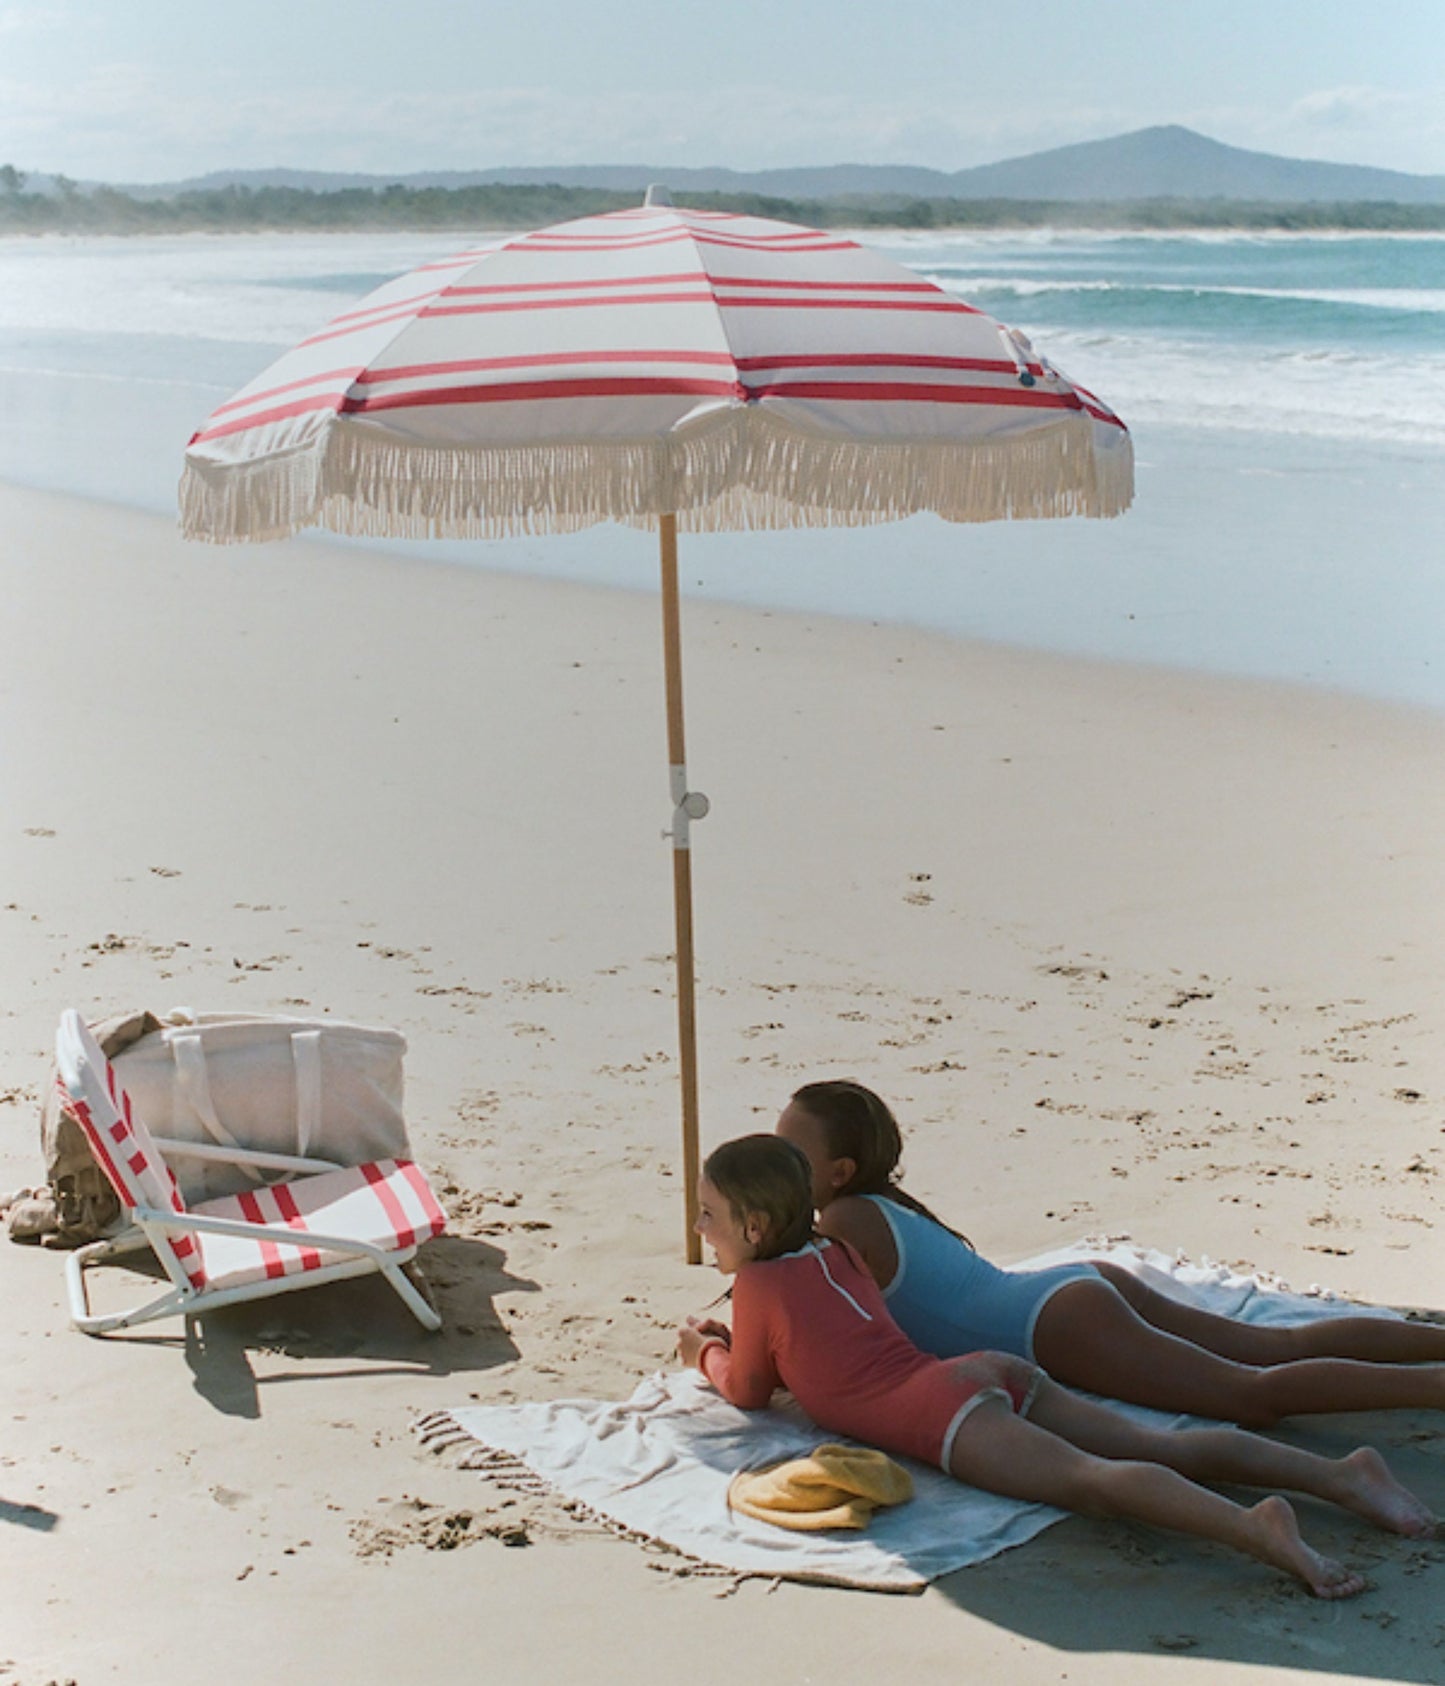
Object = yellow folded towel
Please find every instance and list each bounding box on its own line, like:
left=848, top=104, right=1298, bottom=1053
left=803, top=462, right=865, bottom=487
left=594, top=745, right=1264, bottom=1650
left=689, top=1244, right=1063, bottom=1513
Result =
left=727, top=1443, right=914, bottom=1532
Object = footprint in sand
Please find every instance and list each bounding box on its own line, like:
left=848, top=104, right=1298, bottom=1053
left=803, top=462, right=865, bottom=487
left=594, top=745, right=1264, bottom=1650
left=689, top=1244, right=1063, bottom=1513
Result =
left=87, top=932, right=134, bottom=953
left=418, top=984, right=493, bottom=1007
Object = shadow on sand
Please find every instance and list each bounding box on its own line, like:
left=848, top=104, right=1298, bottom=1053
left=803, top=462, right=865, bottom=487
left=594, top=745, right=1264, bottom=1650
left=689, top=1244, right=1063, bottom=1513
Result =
left=69, top=1234, right=533, bottom=1419
left=926, top=1411, right=1445, bottom=1684
left=1, top=1497, right=59, bottom=1532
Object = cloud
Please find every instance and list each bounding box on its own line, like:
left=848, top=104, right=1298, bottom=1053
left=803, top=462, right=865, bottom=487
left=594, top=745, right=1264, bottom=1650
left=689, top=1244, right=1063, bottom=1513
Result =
left=3, top=62, right=1442, bottom=181
left=0, top=3, right=67, bottom=35
left=0, top=70, right=1189, bottom=182
left=1273, top=86, right=1445, bottom=173
left=1175, top=86, right=1445, bottom=176
left=1288, top=85, right=1414, bottom=130
left=0, top=70, right=1070, bottom=176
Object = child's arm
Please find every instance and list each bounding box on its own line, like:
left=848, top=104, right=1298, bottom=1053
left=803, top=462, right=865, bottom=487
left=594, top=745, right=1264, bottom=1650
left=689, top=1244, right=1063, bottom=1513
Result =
left=677, top=1315, right=731, bottom=1370
left=685, top=1271, right=780, bottom=1409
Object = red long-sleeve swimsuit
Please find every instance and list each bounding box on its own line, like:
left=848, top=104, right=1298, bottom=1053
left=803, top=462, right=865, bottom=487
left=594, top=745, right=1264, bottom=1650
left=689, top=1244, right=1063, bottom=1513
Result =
left=697, top=1240, right=1031, bottom=1471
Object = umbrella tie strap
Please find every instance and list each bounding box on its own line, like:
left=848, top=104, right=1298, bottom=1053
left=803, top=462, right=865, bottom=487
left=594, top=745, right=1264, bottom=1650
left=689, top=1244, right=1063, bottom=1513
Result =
left=666, top=764, right=711, bottom=850
left=1000, top=326, right=1039, bottom=388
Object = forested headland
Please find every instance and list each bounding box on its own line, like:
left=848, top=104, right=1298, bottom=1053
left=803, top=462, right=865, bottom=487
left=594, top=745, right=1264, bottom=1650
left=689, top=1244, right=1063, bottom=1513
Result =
left=2, top=171, right=1442, bottom=234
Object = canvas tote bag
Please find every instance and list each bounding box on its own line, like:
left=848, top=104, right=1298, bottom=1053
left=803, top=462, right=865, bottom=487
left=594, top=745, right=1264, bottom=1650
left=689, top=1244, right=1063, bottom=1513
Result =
left=17, top=1008, right=411, bottom=1245
left=109, top=1010, right=411, bottom=1203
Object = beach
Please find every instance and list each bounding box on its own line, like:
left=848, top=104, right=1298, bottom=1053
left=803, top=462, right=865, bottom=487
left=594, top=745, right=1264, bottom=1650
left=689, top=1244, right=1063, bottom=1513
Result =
left=3, top=478, right=1444, bottom=1683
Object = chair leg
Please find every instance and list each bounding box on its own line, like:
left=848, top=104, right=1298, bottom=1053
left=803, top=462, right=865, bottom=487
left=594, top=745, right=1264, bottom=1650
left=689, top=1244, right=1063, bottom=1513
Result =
left=382, top=1258, right=442, bottom=1331
left=66, top=1234, right=192, bottom=1335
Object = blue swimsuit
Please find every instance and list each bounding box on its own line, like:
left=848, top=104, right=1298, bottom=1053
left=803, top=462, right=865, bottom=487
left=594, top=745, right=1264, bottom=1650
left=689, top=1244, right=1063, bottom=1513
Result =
left=864, top=1195, right=1099, bottom=1363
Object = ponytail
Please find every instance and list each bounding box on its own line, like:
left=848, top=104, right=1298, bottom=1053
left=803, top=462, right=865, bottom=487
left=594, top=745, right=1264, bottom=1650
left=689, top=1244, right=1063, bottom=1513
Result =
left=789, top=1080, right=972, bottom=1248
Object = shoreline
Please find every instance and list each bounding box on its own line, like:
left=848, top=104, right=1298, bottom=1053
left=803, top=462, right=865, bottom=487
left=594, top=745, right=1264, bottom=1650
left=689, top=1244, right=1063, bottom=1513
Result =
left=8, top=433, right=1444, bottom=719
left=5, top=223, right=1445, bottom=251
left=4, top=206, right=1443, bottom=239
left=3, top=479, right=1443, bottom=1683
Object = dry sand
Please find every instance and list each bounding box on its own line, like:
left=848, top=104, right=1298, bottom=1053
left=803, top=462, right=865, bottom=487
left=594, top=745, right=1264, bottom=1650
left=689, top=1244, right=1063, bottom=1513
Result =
left=2, top=479, right=1443, bottom=1683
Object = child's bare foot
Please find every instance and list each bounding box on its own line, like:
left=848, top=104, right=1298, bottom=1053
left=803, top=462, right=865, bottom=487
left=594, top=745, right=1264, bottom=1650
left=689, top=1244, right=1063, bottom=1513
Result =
left=1249, top=1496, right=1367, bottom=1599
left=1333, top=1446, right=1437, bottom=1538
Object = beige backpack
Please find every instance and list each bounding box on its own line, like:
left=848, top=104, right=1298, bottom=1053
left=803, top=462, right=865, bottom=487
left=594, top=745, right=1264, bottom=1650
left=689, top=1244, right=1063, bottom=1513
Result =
left=12, top=1010, right=162, bottom=1246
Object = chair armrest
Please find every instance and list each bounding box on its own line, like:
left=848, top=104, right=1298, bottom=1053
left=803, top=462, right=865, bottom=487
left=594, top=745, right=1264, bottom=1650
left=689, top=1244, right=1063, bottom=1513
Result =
left=151, top=1137, right=345, bottom=1176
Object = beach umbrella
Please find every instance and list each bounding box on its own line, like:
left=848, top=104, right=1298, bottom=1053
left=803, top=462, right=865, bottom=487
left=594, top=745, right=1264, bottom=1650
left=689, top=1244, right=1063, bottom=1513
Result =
left=181, top=190, right=1133, bottom=1261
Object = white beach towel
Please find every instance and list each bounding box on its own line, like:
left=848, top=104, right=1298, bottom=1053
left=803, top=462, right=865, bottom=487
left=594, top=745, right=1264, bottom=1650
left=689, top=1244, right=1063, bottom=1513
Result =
left=414, top=1241, right=1408, bottom=1592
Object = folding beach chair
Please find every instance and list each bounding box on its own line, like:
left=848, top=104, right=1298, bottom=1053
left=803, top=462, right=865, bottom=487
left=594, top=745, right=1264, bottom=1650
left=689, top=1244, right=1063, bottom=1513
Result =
left=54, top=1009, right=447, bottom=1335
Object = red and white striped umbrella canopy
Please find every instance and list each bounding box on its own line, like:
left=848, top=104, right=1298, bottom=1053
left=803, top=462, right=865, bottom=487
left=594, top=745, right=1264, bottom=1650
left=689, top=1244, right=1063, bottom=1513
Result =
left=181, top=198, right=1132, bottom=542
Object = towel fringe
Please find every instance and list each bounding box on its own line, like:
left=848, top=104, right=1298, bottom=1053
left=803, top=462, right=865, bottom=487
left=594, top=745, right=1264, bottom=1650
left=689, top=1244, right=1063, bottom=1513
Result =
left=412, top=1408, right=749, bottom=1584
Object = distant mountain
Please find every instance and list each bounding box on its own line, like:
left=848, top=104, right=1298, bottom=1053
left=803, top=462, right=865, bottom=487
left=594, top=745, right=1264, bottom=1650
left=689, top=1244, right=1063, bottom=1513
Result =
left=113, top=126, right=1445, bottom=205
left=942, top=125, right=1445, bottom=204
left=115, top=161, right=961, bottom=200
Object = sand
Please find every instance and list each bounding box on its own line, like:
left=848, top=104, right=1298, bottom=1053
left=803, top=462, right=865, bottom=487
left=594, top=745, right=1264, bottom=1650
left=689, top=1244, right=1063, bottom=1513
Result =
left=2, top=478, right=1443, bottom=1684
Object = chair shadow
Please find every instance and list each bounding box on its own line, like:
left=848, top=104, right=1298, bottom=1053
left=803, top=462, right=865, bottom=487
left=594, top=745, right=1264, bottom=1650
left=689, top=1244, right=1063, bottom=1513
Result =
left=926, top=1411, right=1445, bottom=1685
left=84, top=1235, right=537, bottom=1418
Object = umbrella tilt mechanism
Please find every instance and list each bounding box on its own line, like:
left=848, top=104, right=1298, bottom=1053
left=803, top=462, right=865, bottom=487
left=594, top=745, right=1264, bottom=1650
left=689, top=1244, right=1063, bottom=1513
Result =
left=666, top=775, right=712, bottom=846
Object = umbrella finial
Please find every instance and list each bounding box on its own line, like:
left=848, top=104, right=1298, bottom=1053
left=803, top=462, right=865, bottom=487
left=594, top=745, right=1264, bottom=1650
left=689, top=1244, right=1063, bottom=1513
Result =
left=644, top=183, right=673, bottom=207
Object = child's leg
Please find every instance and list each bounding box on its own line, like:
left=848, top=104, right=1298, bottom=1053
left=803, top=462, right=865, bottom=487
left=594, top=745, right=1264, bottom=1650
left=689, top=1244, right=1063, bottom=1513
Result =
left=946, top=1395, right=1365, bottom=1599
left=1033, top=1276, right=1445, bottom=1422
left=1094, top=1261, right=1445, bottom=1365
left=1027, top=1376, right=1435, bottom=1538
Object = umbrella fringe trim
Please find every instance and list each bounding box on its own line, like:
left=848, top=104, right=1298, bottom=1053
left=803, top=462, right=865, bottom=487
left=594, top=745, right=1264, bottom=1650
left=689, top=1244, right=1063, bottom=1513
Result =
left=180, top=411, right=1133, bottom=543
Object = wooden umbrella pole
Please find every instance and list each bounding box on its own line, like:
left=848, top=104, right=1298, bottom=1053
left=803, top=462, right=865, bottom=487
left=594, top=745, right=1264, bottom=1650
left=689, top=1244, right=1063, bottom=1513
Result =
left=658, top=513, right=706, bottom=1262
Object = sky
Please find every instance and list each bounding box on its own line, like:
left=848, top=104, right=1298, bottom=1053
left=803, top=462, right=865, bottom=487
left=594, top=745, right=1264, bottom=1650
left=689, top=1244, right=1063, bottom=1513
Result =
left=2, top=0, right=1443, bottom=184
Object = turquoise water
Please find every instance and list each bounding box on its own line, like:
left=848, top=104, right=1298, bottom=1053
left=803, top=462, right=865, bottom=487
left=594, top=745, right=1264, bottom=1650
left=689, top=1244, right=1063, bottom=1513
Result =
left=1, top=229, right=1442, bottom=708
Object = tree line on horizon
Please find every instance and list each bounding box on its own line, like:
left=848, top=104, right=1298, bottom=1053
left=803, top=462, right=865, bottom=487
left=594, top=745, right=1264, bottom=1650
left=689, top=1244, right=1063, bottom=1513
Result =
left=1, top=169, right=1442, bottom=234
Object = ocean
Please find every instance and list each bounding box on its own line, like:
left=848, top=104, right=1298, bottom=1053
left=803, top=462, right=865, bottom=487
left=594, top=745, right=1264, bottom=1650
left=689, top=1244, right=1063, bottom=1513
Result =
left=1, top=227, right=1442, bottom=709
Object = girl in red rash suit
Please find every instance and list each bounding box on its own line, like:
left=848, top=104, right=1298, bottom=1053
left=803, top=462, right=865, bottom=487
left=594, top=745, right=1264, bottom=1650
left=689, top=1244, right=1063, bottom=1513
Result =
left=677, top=1135, right=1437, bottom=1600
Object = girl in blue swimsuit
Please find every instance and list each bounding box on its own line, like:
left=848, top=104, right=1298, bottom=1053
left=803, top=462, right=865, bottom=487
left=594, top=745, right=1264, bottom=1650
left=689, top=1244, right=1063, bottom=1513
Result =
left=777, top=1080, right=1445, bottom=1425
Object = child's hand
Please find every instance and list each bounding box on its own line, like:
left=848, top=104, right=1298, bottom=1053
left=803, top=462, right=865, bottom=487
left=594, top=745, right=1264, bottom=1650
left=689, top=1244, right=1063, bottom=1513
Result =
left=677, top=1314, right=730, bottom=1368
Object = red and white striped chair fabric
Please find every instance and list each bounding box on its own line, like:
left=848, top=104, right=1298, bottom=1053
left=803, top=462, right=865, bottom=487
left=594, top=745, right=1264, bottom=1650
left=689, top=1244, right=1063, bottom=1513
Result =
left=197, top=1160, right=444, bottom=1293
left=54, top=1009, right=446, bottom=1335
left=54, top=1057, right=206, bottom=1292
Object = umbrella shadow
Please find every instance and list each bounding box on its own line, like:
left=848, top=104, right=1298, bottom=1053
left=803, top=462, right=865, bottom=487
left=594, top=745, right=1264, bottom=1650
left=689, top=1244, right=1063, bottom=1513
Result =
left=927, top=1413, right=1445, bottom=1683
left=151, top=1235, right=536, bottom=1418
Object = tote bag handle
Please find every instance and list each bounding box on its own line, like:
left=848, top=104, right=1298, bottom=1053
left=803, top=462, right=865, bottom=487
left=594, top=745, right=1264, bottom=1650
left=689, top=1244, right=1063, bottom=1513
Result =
left=170, top=1027, right=324, bottom=1175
